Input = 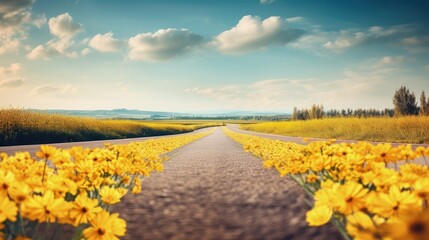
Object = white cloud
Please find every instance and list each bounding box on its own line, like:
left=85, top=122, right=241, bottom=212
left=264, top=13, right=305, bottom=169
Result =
left=425, top=65, right=429, bottom=71
left=27, top=13, right=83, bottom=60
left=379, top=56, right=404, bottom=66
left=260, top=0, right=275, bottom=4
left=292, top=24, right=427, bottom=54
left=81, top=47, right=91, bottom=56
left=186, top=60, right=409, bottom=111
left=30, top=84, right=77, bottom=95
left=286, top=17, right=304, bottom=23
left=0, top=0, right=34, bottom=55
left=32, top=14, right=46, bottom=28
left=128, top=28, right=205, bottom=62
left=89, top=32, right=124, bottom=52
left=0, top=38, right=20, bottom=55
left=27, top=45, right=55, bottom=60
left=0, top=63, right=25, bottom=88
left=214, top=15, right=305, bottom=54
left=48, top=13, right=83, bottom=39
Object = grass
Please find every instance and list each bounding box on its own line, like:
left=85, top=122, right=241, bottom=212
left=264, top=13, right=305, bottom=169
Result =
left=0, top=109, right=221, bottom=146
left=240, top=116, right=429, bottom=144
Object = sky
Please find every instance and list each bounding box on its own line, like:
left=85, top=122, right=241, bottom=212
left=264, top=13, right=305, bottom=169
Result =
left=0, top=0, right=429, bottom=113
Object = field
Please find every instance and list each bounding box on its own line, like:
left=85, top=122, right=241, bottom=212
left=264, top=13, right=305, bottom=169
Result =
left=240, top=116, right=429, bottom=144
left=0, top=109, right=222, bottom=146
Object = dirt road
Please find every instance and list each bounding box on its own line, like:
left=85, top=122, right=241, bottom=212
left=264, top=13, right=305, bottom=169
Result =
left=116, top=127, right=341, bottom=240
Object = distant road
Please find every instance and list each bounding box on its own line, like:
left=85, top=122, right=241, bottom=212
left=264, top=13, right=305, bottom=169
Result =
left=0, top=127, right=216, bottom=156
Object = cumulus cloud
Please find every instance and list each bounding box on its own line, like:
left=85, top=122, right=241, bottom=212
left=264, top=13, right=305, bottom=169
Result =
left=0, top=63, right=25, bottom=88
left=0, top=0, right=33, bottom=30
left=27, top=13, right=83, bottom=60
left=27, top=45, right=55, bottom=60
left=0, top=0, right=34, bottom=55
left=294, top=24, right=426, bottom=53
left=30, top=84, right=77, bottom=95
left=89, top=32, right=125, bottom=52
left=48, top=13, right=83, bottom=39
left=214, top=15, right=305, bottom=54
left=128, top=28, right=205, bottom=62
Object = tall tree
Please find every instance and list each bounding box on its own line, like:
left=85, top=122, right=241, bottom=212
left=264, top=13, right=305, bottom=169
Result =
left=420, top=91, right=429, bottom=116
left=393, top=86, right=418, bottom=116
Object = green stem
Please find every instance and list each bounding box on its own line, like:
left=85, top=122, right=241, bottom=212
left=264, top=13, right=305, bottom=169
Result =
left=41, top=158, right=48, bottom=184
left=331, top=216, right=351, bottom=240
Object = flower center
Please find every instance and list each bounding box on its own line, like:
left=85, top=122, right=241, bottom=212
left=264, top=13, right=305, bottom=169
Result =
left=410, top=222, right=425, bottom=234
left=98, top=228, right=106, bottom=235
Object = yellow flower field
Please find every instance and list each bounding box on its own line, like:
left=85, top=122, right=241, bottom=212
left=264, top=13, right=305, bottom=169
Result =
left=240, top=116, right=429, bottom=144
left=224, top=127, right=429, bottom=240
left=0, top=129, right=213, bottom=239
left=0, top=109, right=221, bottom=146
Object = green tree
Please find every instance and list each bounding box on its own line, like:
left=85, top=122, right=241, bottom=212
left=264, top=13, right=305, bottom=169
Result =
left=419, top=91, right=429, bottom=116
left=393, top=86, right=418, bottom=116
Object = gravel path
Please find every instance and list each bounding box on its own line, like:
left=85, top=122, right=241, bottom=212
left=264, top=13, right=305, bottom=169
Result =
left=116, top=127, right=341, bottom=240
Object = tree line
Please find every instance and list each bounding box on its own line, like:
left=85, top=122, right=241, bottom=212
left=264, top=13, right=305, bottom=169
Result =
left=292, top=86, right=429, bottom=120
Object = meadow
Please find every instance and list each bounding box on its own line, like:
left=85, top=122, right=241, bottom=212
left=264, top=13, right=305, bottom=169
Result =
left=0, top=109, right=221, bottom=146
left=241, top=116, right=429, bottom=144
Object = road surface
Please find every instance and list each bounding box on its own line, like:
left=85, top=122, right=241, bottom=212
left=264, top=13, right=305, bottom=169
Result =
left=116, top=127, right=340, bottom=240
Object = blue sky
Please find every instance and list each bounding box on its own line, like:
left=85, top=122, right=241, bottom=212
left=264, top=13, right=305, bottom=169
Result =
left=1, top=0, right=428, bottom=113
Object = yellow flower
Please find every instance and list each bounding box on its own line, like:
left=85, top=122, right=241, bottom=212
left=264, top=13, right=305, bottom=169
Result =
left=0, top=170, right=15, bottom=197
left=132, top=178, right=142, bottom=194
left=413, top=177, right=429, bottom=201
left=69, top=194, right=102, bottom=226
left=83, top=211, right=126, bottom=240
left=332, top=181, right=368, bottom=215
left=306, top=205, right=332, bottom=226
left=306, top=174, right=318, bottom=183
left=0, top=197, right=18, bottom=222
left=8, top=182, right=31, bottom=204
left=22, top=190, right=71, bottom=223
left=367, top=186, right=421, bottom=218
left=380, top=209, right=429, bottom=240
left=346, top=211, right=384, bottom=240
left=99, top=187, right=123, bottom=205
left=36, top=145, right=57, bottom=159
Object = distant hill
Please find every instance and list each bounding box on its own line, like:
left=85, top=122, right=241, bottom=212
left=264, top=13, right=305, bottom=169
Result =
left=30, top=108, right=289, bottom=119
left=31, top=108, right=188, bottom=119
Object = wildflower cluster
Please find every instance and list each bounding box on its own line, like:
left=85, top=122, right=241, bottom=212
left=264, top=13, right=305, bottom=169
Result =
left=224, top=127, right=429, bottom=240
left=0, top=130, right=212, bottom=239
